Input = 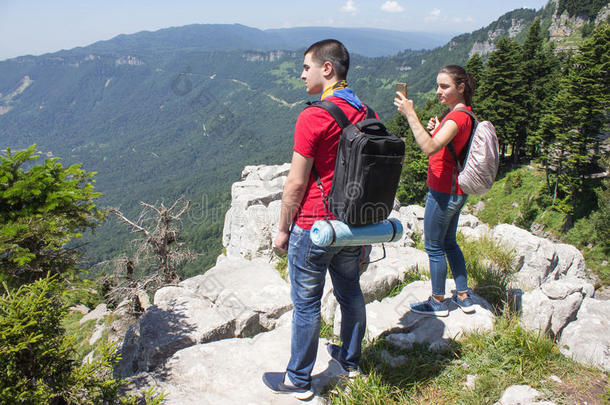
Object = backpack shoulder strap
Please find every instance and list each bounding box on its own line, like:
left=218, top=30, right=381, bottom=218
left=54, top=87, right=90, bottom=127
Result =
left=364, top=104, right=376, bottom=120
left=307, top=99, right=351, bottom=129
left=447, top=108, right=477, bottom=172
left=454, top=107, right=479, bottom=124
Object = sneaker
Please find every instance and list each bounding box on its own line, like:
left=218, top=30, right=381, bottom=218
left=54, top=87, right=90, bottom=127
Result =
left=262, top=372, right=314, bottom=400
left=326, top=343, right=361, bottom=378
left=410, top=296, right=449, bottom=317
left=452, top=294, right=475, bottom=313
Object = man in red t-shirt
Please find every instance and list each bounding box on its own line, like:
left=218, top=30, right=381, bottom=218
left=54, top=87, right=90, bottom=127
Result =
left=263, top=40, right=368, bottom=400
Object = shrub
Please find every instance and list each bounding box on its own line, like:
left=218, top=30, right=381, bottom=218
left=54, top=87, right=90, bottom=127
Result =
left=0, top=277, right=125, bottom=404
left=0, top=145, right=104, bottom=288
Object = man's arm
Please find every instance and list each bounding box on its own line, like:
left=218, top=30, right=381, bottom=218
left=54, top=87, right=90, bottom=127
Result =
left=274, top=151, right=314, bottom=252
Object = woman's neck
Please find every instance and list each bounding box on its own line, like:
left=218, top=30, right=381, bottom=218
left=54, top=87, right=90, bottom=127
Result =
left=450, top=101, right=467, bottom=110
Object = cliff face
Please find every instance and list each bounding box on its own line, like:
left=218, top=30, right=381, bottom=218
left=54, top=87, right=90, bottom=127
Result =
left=548, top=0, right=610, bottom=50
left=469, top=18, right=529, bottom=57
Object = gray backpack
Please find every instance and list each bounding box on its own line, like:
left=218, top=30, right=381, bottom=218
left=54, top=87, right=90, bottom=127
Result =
left=447, top=108, right=499, bottom=195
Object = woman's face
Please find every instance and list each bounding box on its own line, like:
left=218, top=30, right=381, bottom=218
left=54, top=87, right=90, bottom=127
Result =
left=436, top=72, right=465, bottom=106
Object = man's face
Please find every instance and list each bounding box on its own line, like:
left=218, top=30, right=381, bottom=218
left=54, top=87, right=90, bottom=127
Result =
left=301, top=52, right=326, bottom=95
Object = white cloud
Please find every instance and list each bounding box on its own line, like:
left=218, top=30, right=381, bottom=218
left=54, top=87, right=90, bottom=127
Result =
left=424, top=8, right=441, bottom=22
left=341, top=0, right=357, bottom=13
left=381, top=1, right=404, bottom=13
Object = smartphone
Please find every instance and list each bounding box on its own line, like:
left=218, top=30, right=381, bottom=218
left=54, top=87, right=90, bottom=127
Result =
left=396, top=82, right=407, bottom=97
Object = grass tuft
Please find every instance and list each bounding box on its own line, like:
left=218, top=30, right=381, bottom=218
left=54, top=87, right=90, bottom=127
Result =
left=326, top=313, right=606, bottom=404
left=275, top=254, right=288, bottom=281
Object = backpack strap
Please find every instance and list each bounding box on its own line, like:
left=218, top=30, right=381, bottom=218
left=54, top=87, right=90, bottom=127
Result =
left=308, top=100, right=376, bottom=128
left=308, top=100, right=375, bottom=217
left=309, top=99, right=351, bottom=128
left=445, top=108, right=477, bottom=195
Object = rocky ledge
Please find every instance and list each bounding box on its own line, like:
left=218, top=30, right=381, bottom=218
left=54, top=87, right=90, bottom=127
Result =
left=106, top=164, right=606, bottom=404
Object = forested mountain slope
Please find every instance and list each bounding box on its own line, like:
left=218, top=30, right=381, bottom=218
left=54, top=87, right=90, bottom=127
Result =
left=1, top=0, right=605, bottom=274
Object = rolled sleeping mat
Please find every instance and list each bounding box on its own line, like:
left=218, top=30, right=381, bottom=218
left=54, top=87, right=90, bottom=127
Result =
left=310, top=217, right=403, bottom=247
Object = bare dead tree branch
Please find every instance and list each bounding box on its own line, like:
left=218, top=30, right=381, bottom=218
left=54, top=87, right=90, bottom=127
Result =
left=105, top=195, right=197, bottom=315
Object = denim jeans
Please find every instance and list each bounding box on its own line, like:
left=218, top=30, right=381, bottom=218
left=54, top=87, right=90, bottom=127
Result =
left=286, top=224, right=366, bottom=388
left=424, top=188, right=468, bottom=296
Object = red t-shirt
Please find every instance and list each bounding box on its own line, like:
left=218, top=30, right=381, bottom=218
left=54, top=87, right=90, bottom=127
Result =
left=427, top=107, right=473, bottom=194
left=293, top=96, right=371, bottom=229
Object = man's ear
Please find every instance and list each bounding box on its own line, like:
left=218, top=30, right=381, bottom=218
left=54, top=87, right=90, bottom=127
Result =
left=322, top=61, right=334, bottom=78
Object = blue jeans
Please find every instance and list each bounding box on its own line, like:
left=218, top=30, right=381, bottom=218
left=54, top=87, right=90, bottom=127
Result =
left=424, top=188, right=468, bottom=296
left=286, top=224, right=366, bottom=388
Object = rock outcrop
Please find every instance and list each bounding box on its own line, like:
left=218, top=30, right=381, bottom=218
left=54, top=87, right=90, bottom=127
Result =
left=118, top=257, right=292, bottom=376
left=559, top=298, right=610, bottom=371
left=118, top=163, right=607, bottom=402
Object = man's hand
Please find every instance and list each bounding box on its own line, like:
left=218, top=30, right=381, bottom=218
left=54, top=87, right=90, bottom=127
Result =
left=274, top=230, right=290, bottom=253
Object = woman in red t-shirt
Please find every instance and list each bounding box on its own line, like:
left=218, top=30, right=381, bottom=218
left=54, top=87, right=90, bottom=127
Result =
left=394, top=65, right=476, bottom=316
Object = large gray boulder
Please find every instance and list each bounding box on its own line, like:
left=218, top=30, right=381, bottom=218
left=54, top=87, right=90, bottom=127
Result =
left=182, top=256, right=292, bottom=330
left=117, top=257, right=291, bottom=376
left=491, top=224, right=588, bottom=291
left=222, top=164, right=289, bottom=260
left=346, top=280, right=495, bottom=348
left=126, top=313, right=337, bottom=404
left=560, top=297, right=610, bottom=371
left=521, top=278, right=594, bottom=338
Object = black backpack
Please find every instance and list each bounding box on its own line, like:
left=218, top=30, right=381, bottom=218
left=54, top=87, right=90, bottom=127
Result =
left=308, top=100, right=405, bottom=226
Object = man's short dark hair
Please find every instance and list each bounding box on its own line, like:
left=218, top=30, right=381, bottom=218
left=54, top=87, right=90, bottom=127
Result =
left=305, top=39, right=350, bottom=80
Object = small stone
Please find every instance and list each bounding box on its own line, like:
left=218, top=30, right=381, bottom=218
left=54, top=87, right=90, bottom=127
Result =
left=68, top=304, right=90, bottom=315
left=463, top=374, right=477, bottom=389
left=497, top=384, right=542, bottom=405
left=386, top=333, right=417, bottom=350
left=379, top=349, right=408, bottom=368
left=549, top=375, right=562, bottom=384
left=428, top=340, right=449, bottom=352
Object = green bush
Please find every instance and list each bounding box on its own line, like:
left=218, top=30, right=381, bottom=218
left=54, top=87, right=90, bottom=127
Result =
left=0, top=277, right=124, bottom=404
left=0, top=145, right=104, bottom=288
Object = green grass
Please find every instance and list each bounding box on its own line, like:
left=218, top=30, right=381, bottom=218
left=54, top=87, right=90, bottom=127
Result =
left=388, top=266, right=428, bottom=298
left=466, top=164, right=609, bottom=287
left=412, top=231, right=425, bottom=251
left=62, top=312, right=97, bottom=361
left=457, top=233, right=517, bottom=311
left=405, top=231, right=517, bottom=311
left=275, top=254, right=288, bottom=281
left=468, top=166, right=546, bottom=229
left=326, top=314, right=609, bottom=404
left=320, top=318, right=341, bottom=344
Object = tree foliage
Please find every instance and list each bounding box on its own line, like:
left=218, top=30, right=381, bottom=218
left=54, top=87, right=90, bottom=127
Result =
left=535, top=24, right=609, bottom=221
left=477, top=37, right=528, bottom=160
left=557, top=0, right=609, bottom=20
left=0, top=145, right=104, bottom=287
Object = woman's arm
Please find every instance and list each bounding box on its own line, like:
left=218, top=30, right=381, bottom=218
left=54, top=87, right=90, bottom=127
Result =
left=394, top=92, right=459, bottom=157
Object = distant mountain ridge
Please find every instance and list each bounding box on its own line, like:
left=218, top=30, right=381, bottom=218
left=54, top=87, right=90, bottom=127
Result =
left=37, top=24, right=453, bottom=60
left=2, top=0, right=605, bottom=273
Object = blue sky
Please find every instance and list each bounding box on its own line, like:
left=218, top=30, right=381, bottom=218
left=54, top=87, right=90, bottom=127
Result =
left=0, top=0, right=550, bottom=60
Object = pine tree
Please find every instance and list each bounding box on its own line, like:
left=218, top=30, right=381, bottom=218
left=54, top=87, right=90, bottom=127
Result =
left=536, top=24, right=609, bottom=225
left=521, top=18, right=561, bottom=157
left=477, top=37, right=528, bottom=161
left=465, top=53, right=484, bottom=108
left=0, top=145, right=104, bottom=288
